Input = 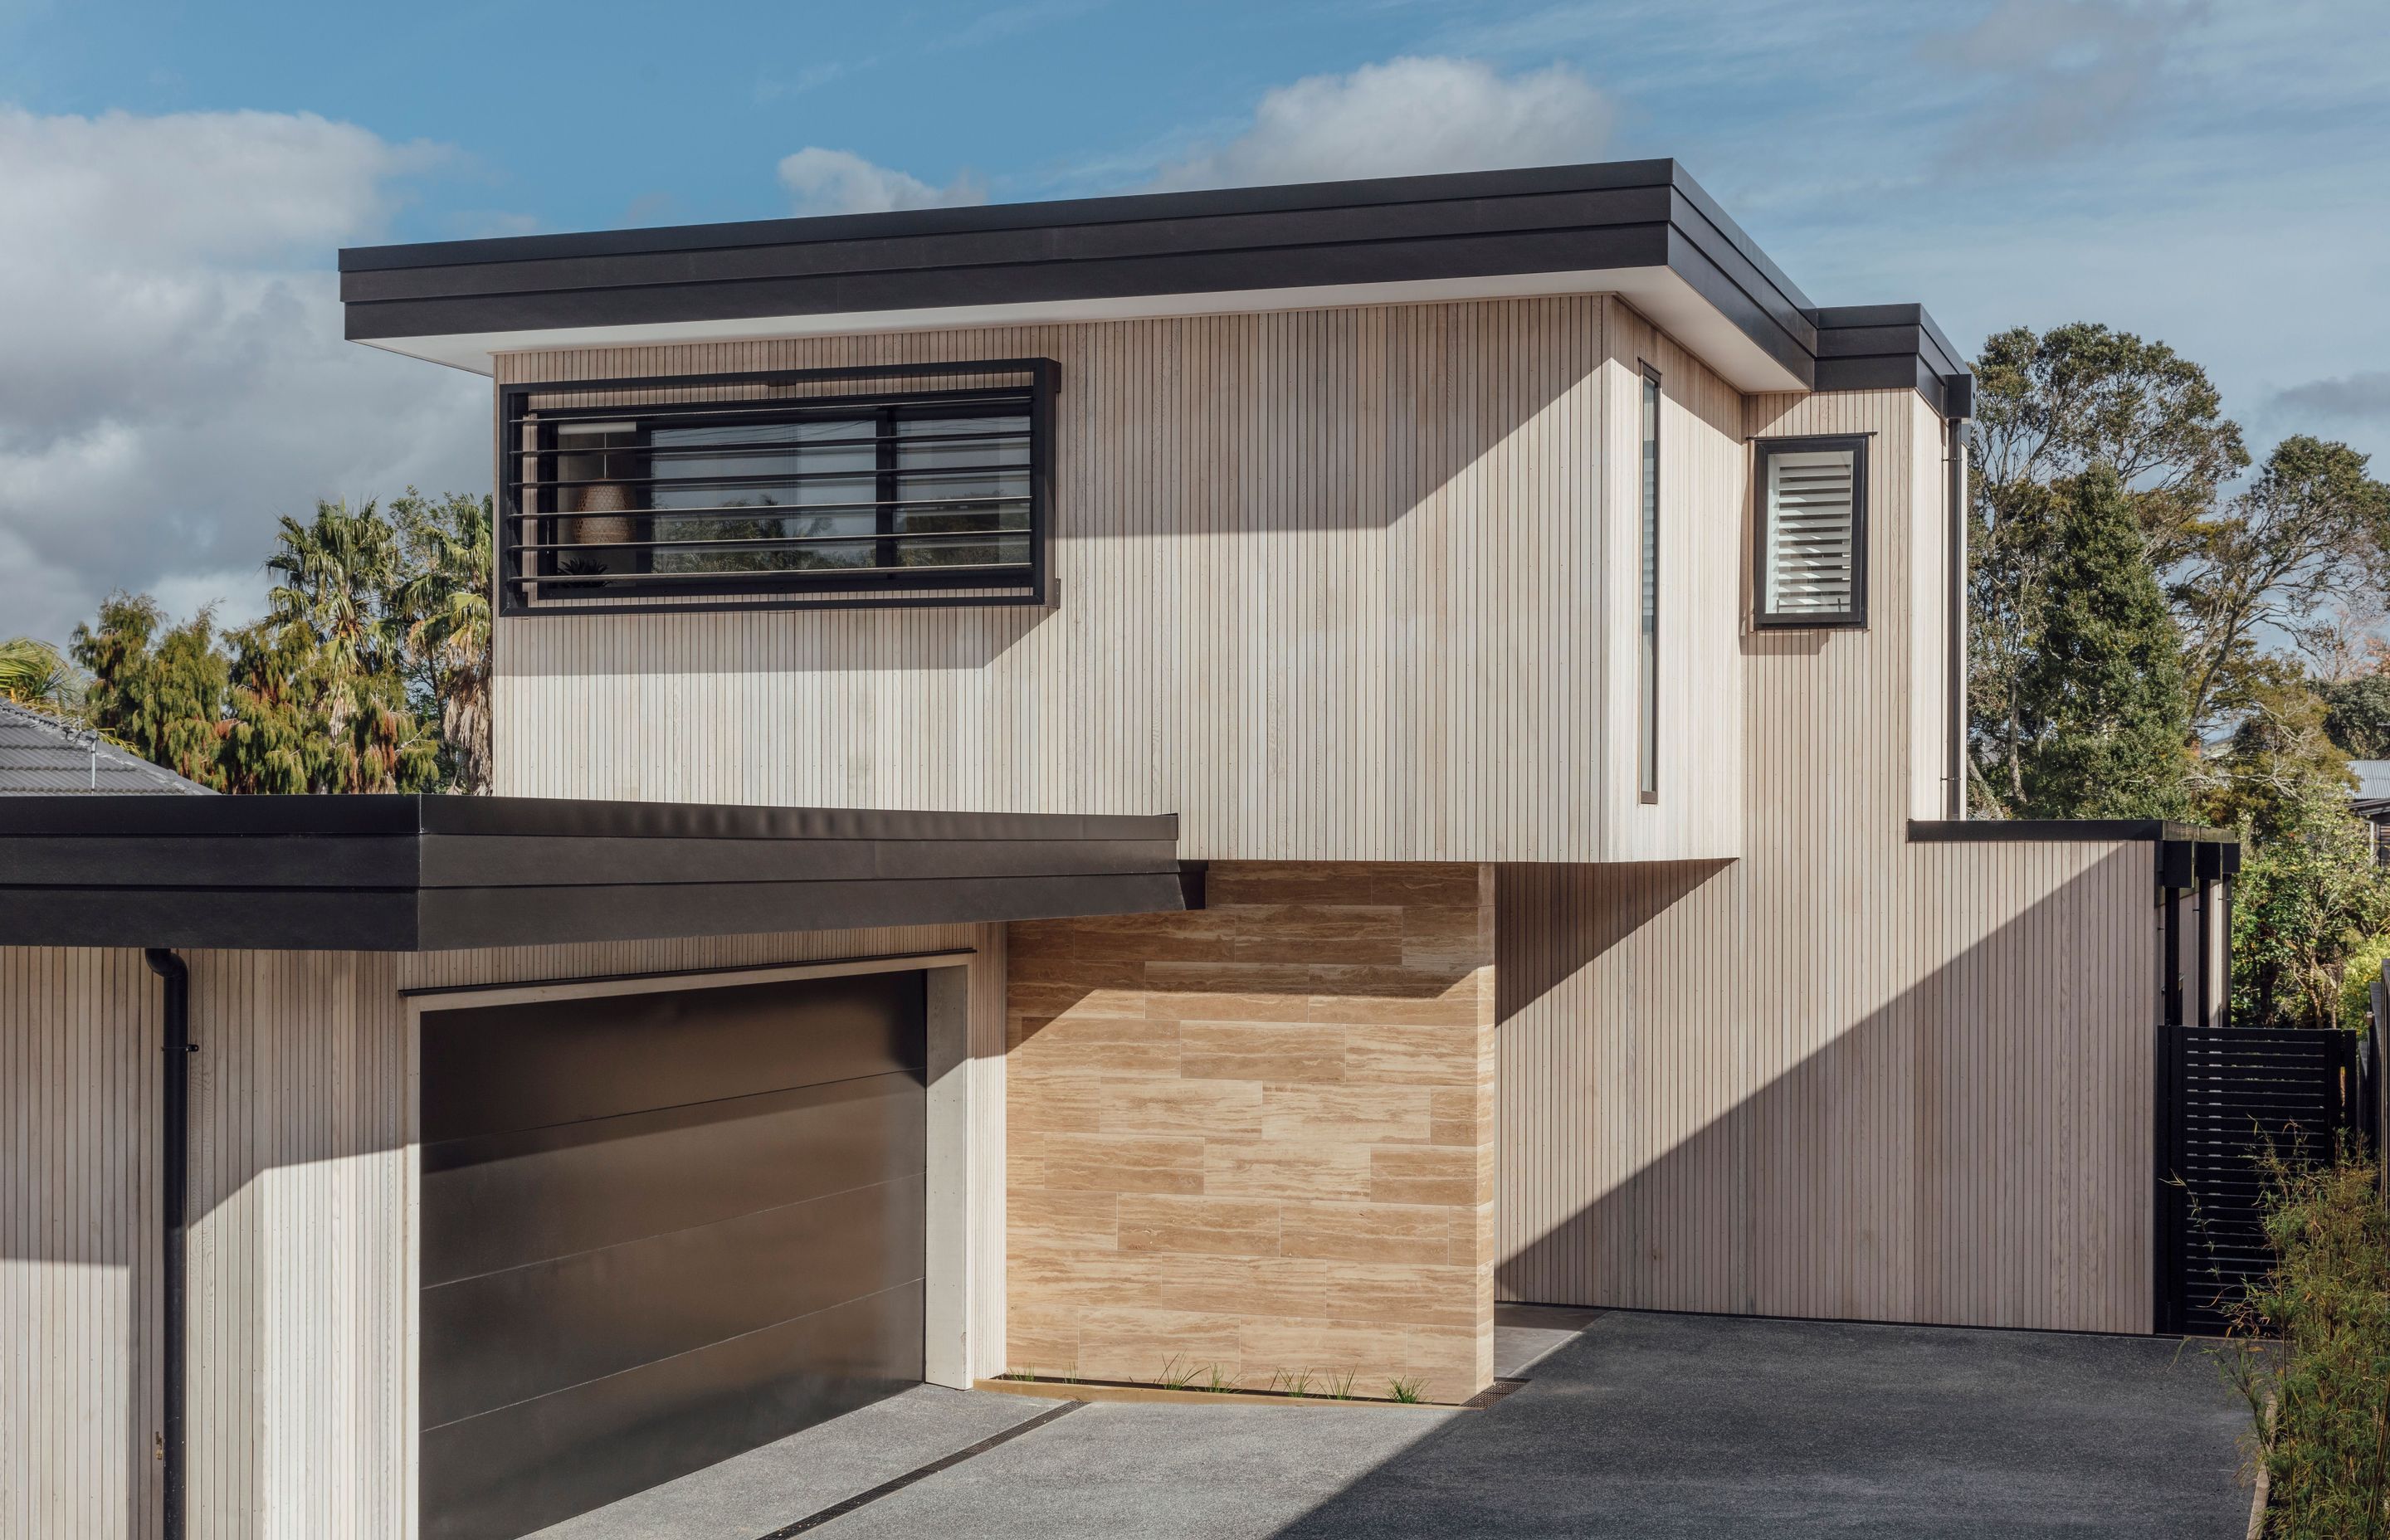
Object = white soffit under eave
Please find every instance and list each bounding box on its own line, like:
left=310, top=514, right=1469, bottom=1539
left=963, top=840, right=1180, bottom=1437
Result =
left=358, top=265, right=1812, bottom=394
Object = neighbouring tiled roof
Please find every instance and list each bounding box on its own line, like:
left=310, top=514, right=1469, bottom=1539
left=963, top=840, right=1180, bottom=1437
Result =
left=0, top=699, right=216, bottom=796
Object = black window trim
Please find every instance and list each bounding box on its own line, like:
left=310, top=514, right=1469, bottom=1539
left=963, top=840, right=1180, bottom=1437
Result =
left=1637, top=361, right=1661, bottom=805
left=496, top=358, right=1058, bottom=616
left=1752, top=431, right=1869, bottom=631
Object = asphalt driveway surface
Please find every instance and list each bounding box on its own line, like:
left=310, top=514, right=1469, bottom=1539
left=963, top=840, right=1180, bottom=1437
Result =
left=540, top=1308, right=2251, bottom=1540
left=1268, top=1310, right=2253, bottom=1539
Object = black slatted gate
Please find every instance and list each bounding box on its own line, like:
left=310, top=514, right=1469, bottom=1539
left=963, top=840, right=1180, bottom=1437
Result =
left=2158, top=1026, right=2365, bottom=1335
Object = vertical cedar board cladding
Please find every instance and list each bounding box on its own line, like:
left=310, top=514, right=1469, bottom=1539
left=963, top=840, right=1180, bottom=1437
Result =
left=0, top=923, right=1002, bottom=1540
left=1003, top=861, right=1497, bottom=1403
left=1495, top=388, right=2157, bottom=1335
left=489, top=295, right=1746, bottom=865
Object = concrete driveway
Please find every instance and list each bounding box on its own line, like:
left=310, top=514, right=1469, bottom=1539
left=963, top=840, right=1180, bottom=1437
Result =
left=537, top=1307, right=2252, bottom=1540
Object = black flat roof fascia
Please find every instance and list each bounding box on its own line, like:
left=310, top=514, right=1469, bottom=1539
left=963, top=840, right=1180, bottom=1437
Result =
left=1813, top=305, right=1973, bottom=419
left=0, top=794, right=1183, bottom=951
left=339, top=160, right=1843, bottom=391
left=1907, top=819, right=2237, bottom=844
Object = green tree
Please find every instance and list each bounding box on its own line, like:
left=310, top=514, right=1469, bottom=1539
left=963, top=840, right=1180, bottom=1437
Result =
left=2319, top=674, right=2390, bottom=759
left=389, top=490, right=495, bottom=792
left=232, top=500, right=439, bottom=794
left=1969, top=324, right=2249, bottom=803
left=1972, top=322, right=2248, bottom=553
left=0, top=637, right=81, bottom=716
left=1977, top=467, right=2192, bottom=817
left=69, top=595, right=231, bottom=787
left=2202, top=673, right=2361, bottom=841
left=2231, top=769, right=2390, bottom=1029
left=2170, top=436, right=2390, bottom=733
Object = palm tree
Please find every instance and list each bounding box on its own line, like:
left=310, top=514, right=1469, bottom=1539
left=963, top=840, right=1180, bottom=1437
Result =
left=264, top=499, right=405, bottom=737
left=0, top=636, right=80, bottom=716
left=391, top=493, right=495, bottom=793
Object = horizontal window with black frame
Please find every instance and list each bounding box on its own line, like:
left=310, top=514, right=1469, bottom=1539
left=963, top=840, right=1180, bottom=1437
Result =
left=1753, top=433, right=1867, bottom=628
left=500, top=359, right=1056, bottom=615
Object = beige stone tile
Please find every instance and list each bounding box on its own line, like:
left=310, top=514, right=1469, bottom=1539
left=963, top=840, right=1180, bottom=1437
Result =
left=1008, top=1253, right=1168, bottom=1315
left=1006, top=1075, right=1107, bottom=1135
left=1203, top=1142, right=1373, bottom=1201
left=1097, top=1078, right=1265, bottom=1137
left=1278, top=1200, right=1455, bottom=1264
left=1280, top=1258, right=1482, bottom=1328
left=1147, top=1253, right=1329, bottom=1320
left=1207, top=863, right=1378, bottom=906
left=1370, top=1145, right=1479, bottom=1206
left=1424, top=1084, right=1489, bottom=1146
left=1177, top=1020, right=1346, bottom=1082
left=1400, top=1323, right=1490, bottom=1404
left=1143, top=960, right=1312, bottom=997
left=1398, top=904, right=1493, bottom=963
left=1008, top=1013, right=1183, bottom=1076
left=1006, top=983, right=1149, bottom=1025
left=1004, top=953, right=1147, bottom=989
left=1117, top=1194, right=1281, bottom=1257
left=1002, top=1302, right=1084, bottom=1380
left=1010, top=1190, right=1120, bottom=1255
left=1306, top=966, right=1481, bottom=1024
left=1142, top=987, right=1318, bottom=1024
left=1228, top=905, right=1405, bottom=965
left=1007, top=909, right=1236, bottom=962
left=1261, top=1083, right=1433, bottom=1143
left=1007, top=1132, right=1048, bottom=1187
left=1041, top=1133, right=1207, bottom=1194
left=1232, top=1318, right=1412, bottom=1388
left=1366, top=864, right=1485, bottom=909
left=1342, top=1022, right=1480, bottom=1088
left=1071, top=1307, right=1253, bottom=1385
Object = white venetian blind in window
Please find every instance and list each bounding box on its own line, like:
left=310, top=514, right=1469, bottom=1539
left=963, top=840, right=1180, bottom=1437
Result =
left=1763, top=448, right=1858, bottom=617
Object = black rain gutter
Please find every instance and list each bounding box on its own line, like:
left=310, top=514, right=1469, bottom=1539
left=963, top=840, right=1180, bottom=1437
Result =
left=142, top=948, right=193, bottom=1540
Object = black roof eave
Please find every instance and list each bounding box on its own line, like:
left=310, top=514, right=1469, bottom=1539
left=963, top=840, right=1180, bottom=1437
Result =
left=333, top=160, right=1988, bottom=402
left=0, top=794, right=1185, bottom=951
left=1908, top=819, right=2238, bottom=844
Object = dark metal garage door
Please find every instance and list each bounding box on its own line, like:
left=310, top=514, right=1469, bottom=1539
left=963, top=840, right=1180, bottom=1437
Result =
left=417, top=971, right=929, bottom=1540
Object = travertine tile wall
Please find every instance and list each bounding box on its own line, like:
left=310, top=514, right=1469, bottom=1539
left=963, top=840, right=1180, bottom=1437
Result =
left=1003, top=862, right=1497, bottom=1403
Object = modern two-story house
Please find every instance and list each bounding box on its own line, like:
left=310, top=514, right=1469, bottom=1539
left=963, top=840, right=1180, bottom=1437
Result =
left=2, top=161, right=2236, bottom=1540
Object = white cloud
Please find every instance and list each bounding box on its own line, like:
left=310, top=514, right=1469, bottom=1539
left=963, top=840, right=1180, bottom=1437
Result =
left=0, top=106, right=488, bottom=644
left=1150, top=56, right=1613, bottom=192
left=776, top=147, right=985, bottom=217
left=1921, top=0, right=2205, bottom=163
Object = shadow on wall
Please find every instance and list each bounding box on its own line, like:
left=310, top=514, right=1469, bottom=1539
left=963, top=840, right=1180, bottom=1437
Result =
left=505, top=299, right=1661, bottom=680
left=0, top=947, right=410, bottom=1540
left=1495, top=860, right=1729, bottom=1019
left=1493, top=848, right=2156, bottom=1335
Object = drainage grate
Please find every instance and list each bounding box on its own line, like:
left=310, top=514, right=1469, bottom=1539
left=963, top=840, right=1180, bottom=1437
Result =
left=754, top=1400, right=1082, bottom=1538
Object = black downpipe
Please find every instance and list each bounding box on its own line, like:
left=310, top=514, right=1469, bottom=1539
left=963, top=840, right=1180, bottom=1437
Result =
left=144, top=948, right=191, bottom=1540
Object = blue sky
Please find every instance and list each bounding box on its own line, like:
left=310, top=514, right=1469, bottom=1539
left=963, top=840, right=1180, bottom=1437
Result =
left=1, top=0, right=2386, bottom=640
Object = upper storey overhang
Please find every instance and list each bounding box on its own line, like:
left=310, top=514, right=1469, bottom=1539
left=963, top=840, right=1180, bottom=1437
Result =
left=340, top=160, right=1971, bottom=414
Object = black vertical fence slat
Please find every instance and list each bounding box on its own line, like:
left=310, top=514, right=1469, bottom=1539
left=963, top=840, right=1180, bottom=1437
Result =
left=2158, top=1025, right=2370, bottom=1335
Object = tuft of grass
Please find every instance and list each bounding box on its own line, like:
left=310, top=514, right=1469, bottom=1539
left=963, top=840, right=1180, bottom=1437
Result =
left=1156, top=1354, right=1197, bottom=1391
left=1204, top=1362, right=1241, bottom=1393
left=1387, top=1376, right=1427, bottom=1404
left=1011, top=1367, right=1037, bottom=1382
left=2212, top=1146, right=2389, bottom=1538
left=1269, top=1368, right=1315, bottom=1400
left=1327, top=1368, right=1359, bottom=1401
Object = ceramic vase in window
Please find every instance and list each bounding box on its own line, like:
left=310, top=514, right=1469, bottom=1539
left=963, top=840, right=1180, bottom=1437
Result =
left=564, top=480, right=634, bottom=572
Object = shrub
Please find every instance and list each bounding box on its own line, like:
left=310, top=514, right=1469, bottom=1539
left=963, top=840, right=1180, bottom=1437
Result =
left=2221, top=1149, right=2390, bottom=1537
left=2336, top=932, right=2390, bottom=1033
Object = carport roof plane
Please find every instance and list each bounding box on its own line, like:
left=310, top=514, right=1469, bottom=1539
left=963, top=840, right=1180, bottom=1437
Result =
left=0, top=794, right=1185, bottom=951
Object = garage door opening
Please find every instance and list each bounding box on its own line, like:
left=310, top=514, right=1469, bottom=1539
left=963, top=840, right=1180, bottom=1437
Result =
left=417, top=970, right=930, bottom=1540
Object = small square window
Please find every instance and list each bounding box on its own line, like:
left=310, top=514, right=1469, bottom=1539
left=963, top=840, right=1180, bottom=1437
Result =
left=1753, top=435, right=1867, bottom=628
